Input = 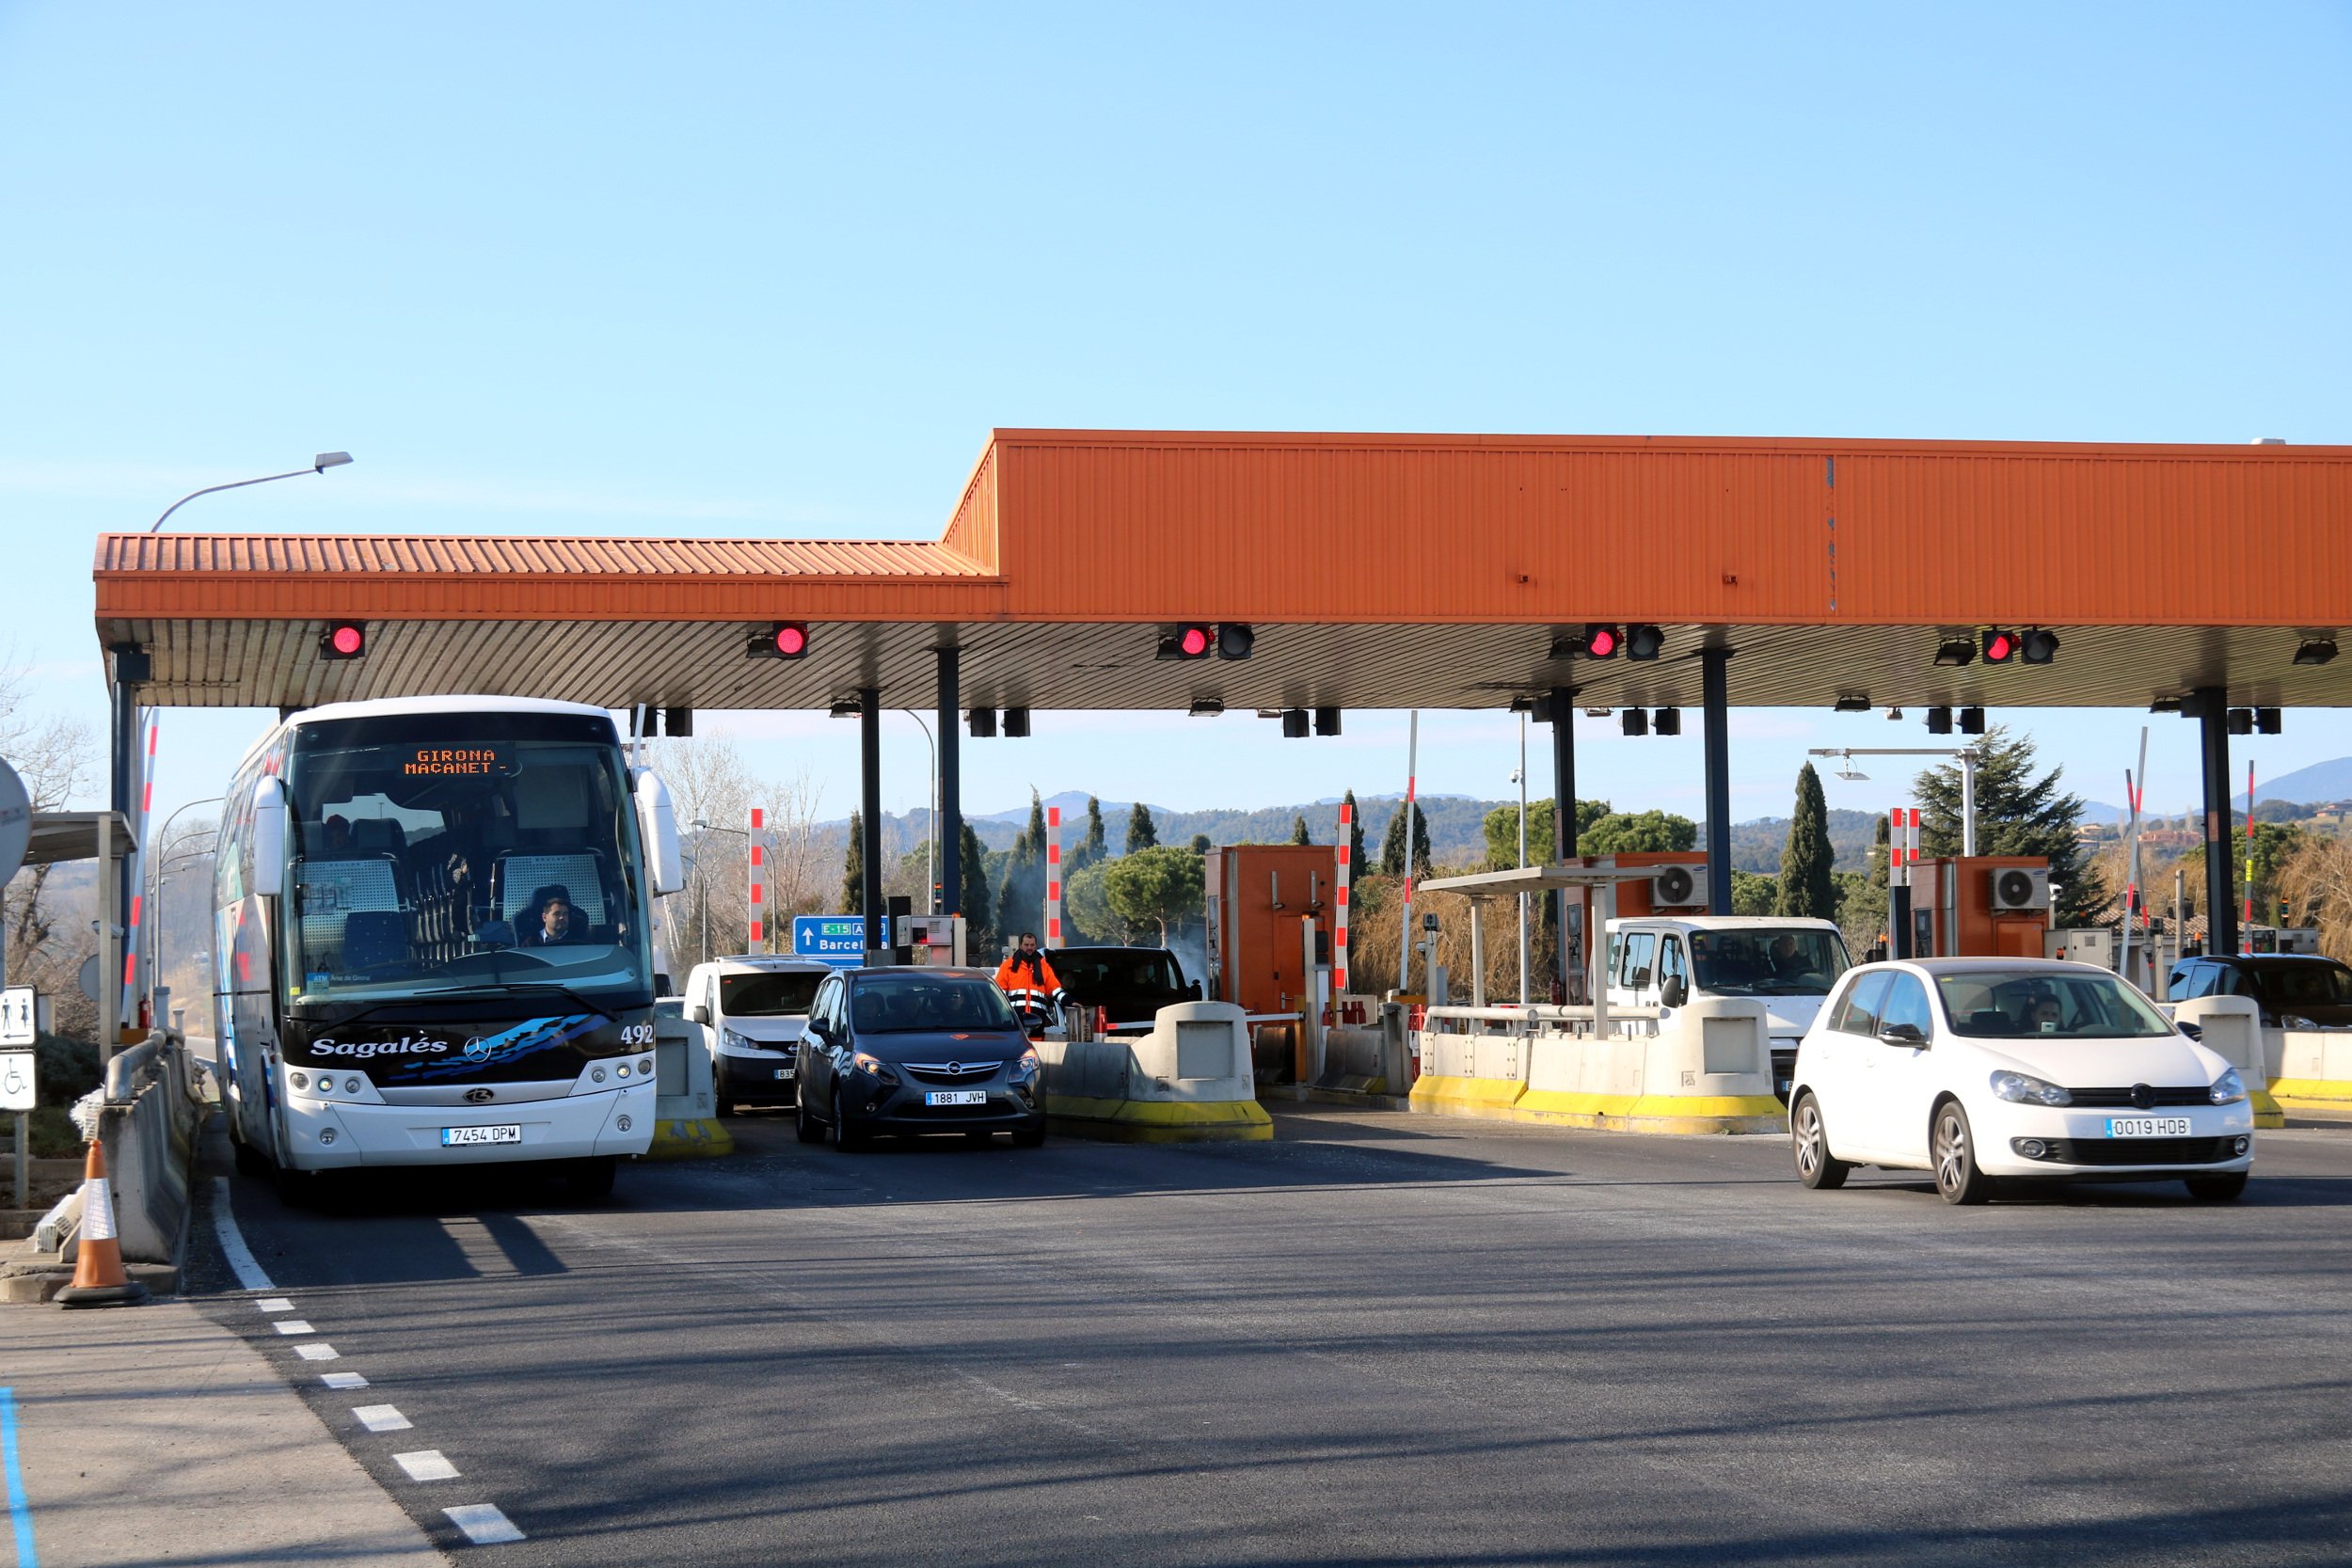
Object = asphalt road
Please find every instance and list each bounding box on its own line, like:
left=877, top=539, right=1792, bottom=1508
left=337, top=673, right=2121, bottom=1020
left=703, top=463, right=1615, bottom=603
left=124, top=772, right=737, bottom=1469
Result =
left=186, top=1105, right=2352, bottom=1567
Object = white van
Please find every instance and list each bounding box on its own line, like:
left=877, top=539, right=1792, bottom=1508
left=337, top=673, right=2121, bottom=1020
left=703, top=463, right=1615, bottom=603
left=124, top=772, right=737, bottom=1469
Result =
left=681, top=955, right=834, bottom=1115
left=1603, top=916, right=1852, bottom=1101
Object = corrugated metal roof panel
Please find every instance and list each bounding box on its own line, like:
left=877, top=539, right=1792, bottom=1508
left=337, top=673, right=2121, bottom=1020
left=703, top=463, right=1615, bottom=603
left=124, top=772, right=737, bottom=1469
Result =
left=96, top=534, right=991, bottom=578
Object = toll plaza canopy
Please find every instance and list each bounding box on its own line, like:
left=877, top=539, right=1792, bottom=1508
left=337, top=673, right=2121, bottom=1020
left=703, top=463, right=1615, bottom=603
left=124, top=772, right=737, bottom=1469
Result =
left=93, top=429, right=2352, bottom=713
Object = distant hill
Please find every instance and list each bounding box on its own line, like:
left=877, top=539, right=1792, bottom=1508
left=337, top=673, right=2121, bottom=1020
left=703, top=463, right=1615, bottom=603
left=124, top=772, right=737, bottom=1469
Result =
left=2257, top=757, right=2352, bottom=807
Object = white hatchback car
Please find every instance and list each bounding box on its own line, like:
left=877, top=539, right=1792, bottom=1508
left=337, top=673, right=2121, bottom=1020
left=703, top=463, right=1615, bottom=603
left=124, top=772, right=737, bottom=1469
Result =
left=1789, top=958, right=2255, bottom=1205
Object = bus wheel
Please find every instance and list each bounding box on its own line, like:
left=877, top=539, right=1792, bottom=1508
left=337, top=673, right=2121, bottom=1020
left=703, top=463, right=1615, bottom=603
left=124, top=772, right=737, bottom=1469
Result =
left=568, top=1157, right=618, bottom=1202
left=230, top=1123, right=269, bottom=1178
left=272, top=1161, right=316, bottom=1209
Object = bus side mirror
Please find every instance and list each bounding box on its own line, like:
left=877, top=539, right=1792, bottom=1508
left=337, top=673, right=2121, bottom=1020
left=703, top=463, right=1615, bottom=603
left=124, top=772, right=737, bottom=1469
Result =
left=633, top=769, right=686, bottom=895
left=250, top=777, right=289, bottom=895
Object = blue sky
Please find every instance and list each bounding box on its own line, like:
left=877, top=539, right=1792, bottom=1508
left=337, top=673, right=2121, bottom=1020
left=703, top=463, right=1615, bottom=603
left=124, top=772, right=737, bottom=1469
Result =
left=2, top=3, right=2347, bottom=834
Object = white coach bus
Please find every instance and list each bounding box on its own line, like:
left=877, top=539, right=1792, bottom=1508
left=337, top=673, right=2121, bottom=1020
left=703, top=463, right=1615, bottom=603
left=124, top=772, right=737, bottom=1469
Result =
left=212, top=696, right=683, bottom=1200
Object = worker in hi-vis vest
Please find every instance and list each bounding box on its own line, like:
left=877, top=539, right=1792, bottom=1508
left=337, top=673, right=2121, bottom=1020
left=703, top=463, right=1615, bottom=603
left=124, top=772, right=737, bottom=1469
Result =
left=993, top=932, right=1067, bottom=1037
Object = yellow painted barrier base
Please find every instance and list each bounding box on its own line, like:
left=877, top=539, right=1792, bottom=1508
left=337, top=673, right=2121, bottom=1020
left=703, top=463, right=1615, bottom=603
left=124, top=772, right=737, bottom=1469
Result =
left=1410, top=1076, right=1788, bottom=1134
left=1046, top=1093, right=1274, bottom=1142
left=2270, top=1080, right=2352, bottom=1122
left=644, top=1117, right=737, bottom=1159
left=2248, top=1085, right=2288, bottom=1129
left=1406, top=1075, right=1530, bottom=1121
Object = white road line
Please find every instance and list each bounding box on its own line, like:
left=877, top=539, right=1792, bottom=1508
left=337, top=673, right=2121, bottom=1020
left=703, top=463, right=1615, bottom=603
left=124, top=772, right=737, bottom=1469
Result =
left=322, top=1371, right=370, bottom=1390
left=295, top=1343, right=341, bottom=1362
left=255, top=1296, right=294, bottom=1313
left=210, top=1177, right=275, bottom=1291
left=272, top=1320, right=314, bottom=1336
left=394, top=1450, right=460, bottom=1481
left=443, top=1504, right=525, bottom=1544
left=352, top=1404, right=411, bottom=1433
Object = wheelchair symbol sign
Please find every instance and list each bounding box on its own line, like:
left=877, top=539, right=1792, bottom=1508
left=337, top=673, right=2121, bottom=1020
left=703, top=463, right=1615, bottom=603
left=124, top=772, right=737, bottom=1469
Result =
left=0, top=1051, right=33, bottom=1112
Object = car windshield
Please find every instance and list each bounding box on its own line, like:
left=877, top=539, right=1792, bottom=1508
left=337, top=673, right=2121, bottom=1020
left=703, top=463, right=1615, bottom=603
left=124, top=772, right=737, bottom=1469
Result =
left=1935, top=969, right=2177, bottom=1038
left=1053, top=950, right=1186, bottom=996
left=1686, top=928, right=1850, bottom=996
left=2248, top=962, right=2352, bottom=1006
left=850, top=974, right=1018, bottom=1034
left=720, top=971, right=824, bottom=1017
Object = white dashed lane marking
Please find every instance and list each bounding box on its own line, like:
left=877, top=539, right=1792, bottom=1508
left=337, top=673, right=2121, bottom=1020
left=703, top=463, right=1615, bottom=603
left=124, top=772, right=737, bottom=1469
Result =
left=395, top=1450, right=460, bottom=1481
left=255, top=1296, right=294, bottom=1313
left=444, top=1504, right=526, bottom=1544
left=272, top=1320, right=314, bottom=1336
left=295, top=1343, right=341, bottom=1361
left=353, top=1405, right=412, bottom=1433
left=323, top=1372, right=370, bottom=1390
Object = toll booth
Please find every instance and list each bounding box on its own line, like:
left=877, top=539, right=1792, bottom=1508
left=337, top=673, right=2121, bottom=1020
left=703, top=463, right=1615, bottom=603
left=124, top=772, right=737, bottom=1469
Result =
left=1910, top=856, right=2051, bottom=958
left=1203, top=845, right=1338, bottom=1018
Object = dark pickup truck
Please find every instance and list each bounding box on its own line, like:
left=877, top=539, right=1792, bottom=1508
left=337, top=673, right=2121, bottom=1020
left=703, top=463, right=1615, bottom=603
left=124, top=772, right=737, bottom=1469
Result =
left=1047, top=946, right=1202, bottom=1028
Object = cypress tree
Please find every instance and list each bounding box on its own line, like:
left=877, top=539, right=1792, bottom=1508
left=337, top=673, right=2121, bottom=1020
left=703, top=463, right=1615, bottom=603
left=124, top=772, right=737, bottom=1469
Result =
left=1289, top=814, right=1311, bottom=846
left=1126, top=801, right=1159, bottom=851
left=957, top=819, right=992, bottom=951
left=1379, top=802, right=1432, bottom=877
left=1342, top=789, right=1368, bottom=877
left=840, top=810, right=864, bottom=915
left=1776, top=763, right=1837, bottom=919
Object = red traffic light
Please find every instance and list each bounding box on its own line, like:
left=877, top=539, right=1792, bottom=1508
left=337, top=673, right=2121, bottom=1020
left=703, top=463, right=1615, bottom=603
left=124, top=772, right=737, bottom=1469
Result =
left=747, top=622, right=809, bottom=659
left=317, top=622, right=366, bottom=660
left=1585, top=625, right=1620, bottom=658
left=1159, top=624, right=1216, bottom=660
left=1981, top=629, right=2018, bottom=664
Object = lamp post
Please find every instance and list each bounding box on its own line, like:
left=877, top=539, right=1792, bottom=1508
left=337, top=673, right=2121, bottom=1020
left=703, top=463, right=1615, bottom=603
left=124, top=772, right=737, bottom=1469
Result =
left=151, top=452, right=353, bottom=532
left=691, top=819, right=748, bottom=964
left=899, top=710, right=938, bottom=912
left=1808, top=747, right=1981, bottom=856
left=145, top=795, right=222, bottom=1022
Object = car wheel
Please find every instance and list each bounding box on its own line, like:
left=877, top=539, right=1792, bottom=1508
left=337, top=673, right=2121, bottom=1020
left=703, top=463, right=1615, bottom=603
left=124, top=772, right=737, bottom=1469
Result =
left=795, top=1092, right=826, bottom=1144
left=832, top=1090, right=867, bottom=1152
left=1791, top=1093, right=1849, bottom=1191
left=568, top=1156, right=618, bottom=1203
left=1011, top=1126, right=1046, bottom=1149
left=715, top=1087, right=736, bottom=1118
left=2185, top=1171, right=2249, bottom=1202
left=1931, top=1101, right=1995, bottom=1206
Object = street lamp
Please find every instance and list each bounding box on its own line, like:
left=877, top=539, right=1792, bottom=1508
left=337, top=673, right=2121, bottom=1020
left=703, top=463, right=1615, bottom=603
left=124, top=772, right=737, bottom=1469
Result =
left=899, top=710, right=938, bottom=913
left=146, top=795, right=222, bottom=1011
left=1809, top=747, right=1982, bottom=856
left=151, top=452, right=354, bottom=531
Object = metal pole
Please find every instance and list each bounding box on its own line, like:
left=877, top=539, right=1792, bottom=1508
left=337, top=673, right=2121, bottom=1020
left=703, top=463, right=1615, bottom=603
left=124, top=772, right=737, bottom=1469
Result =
left=146, top=795, right=222, bottom=1007
left=1701, top=648, right=1733, bottom=916
left=4, top=910, right=18, bottom=1208
left=860, top=689, right=884, bottom=956
left=1961, top=750, right=1979, bottom=859
left=1549, top=686, right=1576, bottom=1000
left=899, top=711, right=937, bottom=914
left=1517, top=712, right=1529, bottom=1006
left=1398, top=711, right=1419, bottom=994
left=2195, top=689, right=2237, bottom=960
left=936, top=648, right=961, bottom=919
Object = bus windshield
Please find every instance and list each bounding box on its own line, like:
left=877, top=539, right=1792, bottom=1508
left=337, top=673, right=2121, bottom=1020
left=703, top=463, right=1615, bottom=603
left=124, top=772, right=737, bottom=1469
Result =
left=1687, top=927, right=1851, bottom=997
left=281, top=711, right=651, bottom=1005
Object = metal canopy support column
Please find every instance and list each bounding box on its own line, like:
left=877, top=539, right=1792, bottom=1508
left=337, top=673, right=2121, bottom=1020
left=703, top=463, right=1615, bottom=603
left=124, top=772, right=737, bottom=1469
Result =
left=2196, top=687, right=2237, bottom=958
left=936, top=647, right=961, bottom=921
left=1701, top=648, right=1733, bottom=916
left=860, top=689, right=884, bottom=957
left=1549, top=687, right=1576, bottom=1000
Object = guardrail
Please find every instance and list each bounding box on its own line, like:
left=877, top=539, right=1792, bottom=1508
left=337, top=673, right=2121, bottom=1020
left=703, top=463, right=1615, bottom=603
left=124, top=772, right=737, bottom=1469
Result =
left=1038, top=1001, right=1272, bottom=1141
left=1408, top=1000, right=1786, bottom=1134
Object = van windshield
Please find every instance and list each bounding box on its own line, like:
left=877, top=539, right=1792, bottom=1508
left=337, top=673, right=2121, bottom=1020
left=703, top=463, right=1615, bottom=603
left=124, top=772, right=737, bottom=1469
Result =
left=720, top=971, right=824, bottom=1017
left=1687, top=928, right=1851, bottom=997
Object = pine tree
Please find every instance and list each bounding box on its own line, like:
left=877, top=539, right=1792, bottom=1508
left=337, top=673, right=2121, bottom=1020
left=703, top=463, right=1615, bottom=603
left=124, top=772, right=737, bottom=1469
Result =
left=840, top=810, right=864, bottom=915
left=1915, top=726, right=2105, bottom=925
left=1776, top=763, right=1837, bottom=919
left=957, top=820, right=992, bottom=952
left=1289, top=815, right=1311, bottom=846
left=1342, top=789, right=1368, bottom=878
left=1126, top=801, right=1159, bottom=851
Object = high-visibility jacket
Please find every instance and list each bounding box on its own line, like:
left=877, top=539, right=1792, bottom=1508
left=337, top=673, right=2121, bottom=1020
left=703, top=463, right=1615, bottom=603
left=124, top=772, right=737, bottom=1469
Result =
left=993, top=952, right=1066, bottom=1028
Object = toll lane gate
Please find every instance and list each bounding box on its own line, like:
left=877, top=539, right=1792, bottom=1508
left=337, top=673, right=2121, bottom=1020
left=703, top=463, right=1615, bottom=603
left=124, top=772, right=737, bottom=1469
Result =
left=90, top=429, right=2352, bottom=983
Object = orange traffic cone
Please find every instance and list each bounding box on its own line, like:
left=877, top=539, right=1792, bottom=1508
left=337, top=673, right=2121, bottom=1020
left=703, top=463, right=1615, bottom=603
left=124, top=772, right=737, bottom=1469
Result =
left=56, top=1138, right=149, bottom=1309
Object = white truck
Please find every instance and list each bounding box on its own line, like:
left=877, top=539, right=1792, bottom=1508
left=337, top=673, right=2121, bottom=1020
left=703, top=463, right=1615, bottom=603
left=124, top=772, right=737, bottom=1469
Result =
left=1602, top=915, right=1853, bottom=1102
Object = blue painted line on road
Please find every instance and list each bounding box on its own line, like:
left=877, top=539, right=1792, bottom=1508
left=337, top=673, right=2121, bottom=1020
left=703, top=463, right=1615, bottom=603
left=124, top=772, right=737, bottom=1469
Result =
left=0, top=1386, right=37, bottom=1568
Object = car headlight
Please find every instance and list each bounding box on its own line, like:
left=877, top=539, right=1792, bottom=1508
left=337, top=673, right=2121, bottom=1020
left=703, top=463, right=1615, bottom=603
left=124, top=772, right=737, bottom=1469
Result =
left=722, top=1027, right=755, bottom=1051
left=2210, top=1067, right=2249, bottom=1105
left=1009, top=1047, right=1041, bottom=1082
left=851, top=1051, right=898, bottom=1082
left=1990, top=1069, right=2073, bottom=1106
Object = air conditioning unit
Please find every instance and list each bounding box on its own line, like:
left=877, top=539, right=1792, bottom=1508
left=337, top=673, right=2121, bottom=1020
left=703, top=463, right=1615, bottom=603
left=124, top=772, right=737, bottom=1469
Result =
left=1649, top=864, right=1705, bottom=908
left=1988, top=866, right=2050, bottom=912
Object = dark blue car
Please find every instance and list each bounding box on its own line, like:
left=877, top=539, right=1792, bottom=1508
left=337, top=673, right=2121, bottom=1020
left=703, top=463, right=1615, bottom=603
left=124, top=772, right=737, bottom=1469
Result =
left=795, top=967, right=1048, bottom=1149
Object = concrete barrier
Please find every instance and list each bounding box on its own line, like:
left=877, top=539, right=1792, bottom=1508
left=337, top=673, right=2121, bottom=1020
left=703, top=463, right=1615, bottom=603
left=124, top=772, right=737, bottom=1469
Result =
left=1408, top=1001, right=1787, bottom=1134
left=2273, top=1025, right=2352, bottom=1116
left=645, top=1009, right=734, bottom=1159
left=2171, top=996, right=2285, bottom=1128
left=1040, top=1001, right=1272, bottom=1141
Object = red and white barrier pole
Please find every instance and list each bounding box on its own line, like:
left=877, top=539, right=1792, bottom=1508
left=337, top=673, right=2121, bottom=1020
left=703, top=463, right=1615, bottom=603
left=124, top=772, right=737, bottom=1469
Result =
left=1045, top=806, right=1063, bottom=945
left=1333, top=800, right=1352, bottom=996
left=748, top=806, right=766, bottom=951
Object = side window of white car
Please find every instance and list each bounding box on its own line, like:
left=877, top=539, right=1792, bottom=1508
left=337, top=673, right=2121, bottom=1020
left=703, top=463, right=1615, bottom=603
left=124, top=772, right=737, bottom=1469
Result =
left=1834, top=973, right=1893, bottom=1035
left=1879, top=974, right=1933, bottom=1038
